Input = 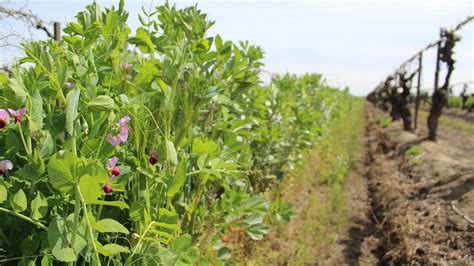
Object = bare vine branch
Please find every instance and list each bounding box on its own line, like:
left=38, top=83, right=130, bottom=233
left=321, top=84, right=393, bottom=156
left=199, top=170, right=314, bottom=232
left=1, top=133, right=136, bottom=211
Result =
left=0, top=5, right=54, bottom=39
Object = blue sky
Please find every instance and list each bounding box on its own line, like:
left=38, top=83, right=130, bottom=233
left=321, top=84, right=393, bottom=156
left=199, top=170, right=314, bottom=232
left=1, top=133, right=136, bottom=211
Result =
left=0, top=0, right=472, bottom=96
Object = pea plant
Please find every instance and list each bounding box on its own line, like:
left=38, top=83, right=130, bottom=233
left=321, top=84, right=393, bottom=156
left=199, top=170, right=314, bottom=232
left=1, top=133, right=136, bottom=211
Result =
left=0, top=1, right=349, bottom=264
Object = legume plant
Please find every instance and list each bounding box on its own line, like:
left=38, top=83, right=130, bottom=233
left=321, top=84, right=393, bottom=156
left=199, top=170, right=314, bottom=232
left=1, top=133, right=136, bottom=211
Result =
left=0, top=1, right=350, bottom=264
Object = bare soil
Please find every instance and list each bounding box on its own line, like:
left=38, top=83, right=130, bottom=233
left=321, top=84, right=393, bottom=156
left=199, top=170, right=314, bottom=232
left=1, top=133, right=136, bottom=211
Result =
left=363, top=104, right=473, bottom=265
left=443, top=107, right=474, bottom=124
left=235, top=103, right=473, bottom=265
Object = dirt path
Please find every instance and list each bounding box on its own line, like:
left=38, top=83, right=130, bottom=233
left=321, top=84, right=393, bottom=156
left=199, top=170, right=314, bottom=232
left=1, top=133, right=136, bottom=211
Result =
left=363, top=104, right=473, bottom=265
left=244, top=102, right=473, bottom=264
left=419, top=105, right=474, bottom=124
left=334, top=103, right=473, bottom=265
left=414, top=108, right=474, bottom=158
left=335, top=149, right=380, bottom=265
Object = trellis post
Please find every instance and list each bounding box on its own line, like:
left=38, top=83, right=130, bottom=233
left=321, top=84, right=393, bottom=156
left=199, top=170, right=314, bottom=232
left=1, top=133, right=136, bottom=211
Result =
left=414, top=52, right=423, bottom=130
left=53, top=22, right=61, bottom=41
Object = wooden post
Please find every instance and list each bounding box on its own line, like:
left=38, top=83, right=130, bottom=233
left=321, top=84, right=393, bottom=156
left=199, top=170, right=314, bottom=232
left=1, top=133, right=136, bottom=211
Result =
left=53, top=22, right=61, bottom=41
left=427, top=40, right=444, bottom=141
left=414, top=52, right=423, bottom=130
left=433, top=41, right=441, bottom=92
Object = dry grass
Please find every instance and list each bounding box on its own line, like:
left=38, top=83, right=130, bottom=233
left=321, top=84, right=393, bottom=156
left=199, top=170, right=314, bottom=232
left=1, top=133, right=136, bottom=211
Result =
left=246, top=99, right=366, bottom=265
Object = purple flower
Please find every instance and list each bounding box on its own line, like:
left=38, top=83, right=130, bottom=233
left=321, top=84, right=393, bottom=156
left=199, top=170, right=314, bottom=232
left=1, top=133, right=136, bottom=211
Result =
left=149, top=152, right=159, bottom=165
left=8, top=108, right=27, bottom=123
left=120, top=63, right=132, bottom=75
left=0, top=160, right=13, bottom=175
left=107, top=116, right=130, bottom=146
left=102, top=184, right=113, bottom=194
left=0, top=109, right=11, bottom=128
left=107, top=156, right=119, bottom=168
left=106, top=156, right=121, bottom=180
left=65, top=81, right=74, bottom=89
left=121, top=63, right=132, bottom=70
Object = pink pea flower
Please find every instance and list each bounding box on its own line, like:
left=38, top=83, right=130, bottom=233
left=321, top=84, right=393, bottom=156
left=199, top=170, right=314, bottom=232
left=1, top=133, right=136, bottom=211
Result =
left=149, top=152, right=160, bottom=165
left=8, top=108, right=27, bottom=123
left=0, top=160, right=13, bottom=175
left=65, top=81, right=74, bottom=89
left=102, top=184, right=113, bottom=194
left=107, top=156, right=121, bottom=180
left=121, top=63, right=132, bottom=74
left=107, top=116, right=130, bottom=146
left=0, top=109, right=11, bottom=128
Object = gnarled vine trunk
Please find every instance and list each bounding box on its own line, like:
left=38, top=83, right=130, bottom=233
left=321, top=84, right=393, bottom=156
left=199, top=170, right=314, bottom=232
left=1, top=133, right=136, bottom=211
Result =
left=427, top=30, right=460, bottom=141
left=398, top=71, right=417, bottom=130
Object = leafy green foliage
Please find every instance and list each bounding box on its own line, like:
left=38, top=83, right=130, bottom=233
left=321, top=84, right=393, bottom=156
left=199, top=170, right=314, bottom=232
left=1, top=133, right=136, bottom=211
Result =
left=0, top=1, right=351, bottom=264
left=11, top=189, right=27, bottom=213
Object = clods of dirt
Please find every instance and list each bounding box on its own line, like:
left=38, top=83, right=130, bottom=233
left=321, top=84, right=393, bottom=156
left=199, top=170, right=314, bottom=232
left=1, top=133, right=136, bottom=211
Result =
left=365, top=104, right=473, bottom=265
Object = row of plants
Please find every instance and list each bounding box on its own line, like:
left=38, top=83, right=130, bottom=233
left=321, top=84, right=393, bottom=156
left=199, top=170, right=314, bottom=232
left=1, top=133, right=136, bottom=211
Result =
left=0, top=1, right=350, bottom=265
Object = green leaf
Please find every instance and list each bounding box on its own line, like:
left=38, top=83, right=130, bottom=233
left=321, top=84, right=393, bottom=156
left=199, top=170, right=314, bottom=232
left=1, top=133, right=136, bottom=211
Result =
left=11, top=189, right=27, bottom=213
left=93, top=218, right=129, bottom=234
left=152, top=221, right=181, bottom=232
left=79, top=175, right=101, bottom=204
left=155, top=79, right=169, bottom=95
left=21, top=232, right=42, bottom=256
left=29, top=89, right=43, bottom=132
left=40, top=254, right=52, bottom=266
left=97, top=243, right=129, bottom=256
left=56, top=61, right=68, bottom=88
left=16, top=163, right=43, bottom=182
left=8, top=78, right=28, bottom=104
left=246, top=224, right=271, bottom=240
left=215, top=34, right=222, bottom=50
left=90, top=200, right=129, bottom=209
left=167, top=157, right=186, bottom=198
left=47, top=151, right=79, bottom=194
left=129, top=28, right=154, bottom=53
left=39, top=131, right=54, bottom=158
left=87, top=95, right=115, bottom=112
left=135, top=61, right=159, bottom=85
left=65, top=87, right=80, bottom=135
left=65, top=22, right=83, bottom=35
left=129, top=201, right=144, bottom=221
left=80, top=138, right=114, bottom=158
left=47, top=217, right=78, bottom=262
left=31, top=191, right=48, bottom=220
left=63, top=35, right=82, bottom=45
left=171, top=234, right=191, bottom=253
left=17, top=259, right=35, bottom=266
left=159, top=140, right=178, bottom=166
left=0, top=184, right=7, bottom=204
left=217, top=247, right=232, bottom=260
left=192, top=138, right=218, bottom=155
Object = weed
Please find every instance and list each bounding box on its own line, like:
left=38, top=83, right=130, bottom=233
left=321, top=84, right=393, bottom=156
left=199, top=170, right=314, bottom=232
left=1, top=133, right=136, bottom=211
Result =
left=434, top=177, right=446, bottom=186
left=409, top=158, right=422, bottom=166
left=376, top=116, right=391, bottom=128
left=404, top=145, right=424, bottom=157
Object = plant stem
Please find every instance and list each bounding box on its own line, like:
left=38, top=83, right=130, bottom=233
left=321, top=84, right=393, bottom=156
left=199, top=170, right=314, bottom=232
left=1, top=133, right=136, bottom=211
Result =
left=128, top=221, right=155, bottom=261
left=18, top=124, right=32, bottom=156
left=0, top=254, right=49, bottom=263
left=70, top=188, right=81, bottom=252
left=71, top=132, right=77, bottom=156
left=0, top=207, right=47, bottom=230
left=75, top=185, right=101, bottom=263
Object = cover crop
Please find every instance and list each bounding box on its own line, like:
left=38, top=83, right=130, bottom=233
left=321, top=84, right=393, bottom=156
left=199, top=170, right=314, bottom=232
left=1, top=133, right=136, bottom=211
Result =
left=0, top=1, right=349, bottom=264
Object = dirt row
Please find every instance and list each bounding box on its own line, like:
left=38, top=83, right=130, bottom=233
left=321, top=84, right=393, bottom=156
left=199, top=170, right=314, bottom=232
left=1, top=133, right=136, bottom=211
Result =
left=235, top=102, right=473, bottom=265
left=362, top=103, right=473, bottom=265
left=441, top=107, right=474, bottom=124
left=419, top=105, right=474, bottom=125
